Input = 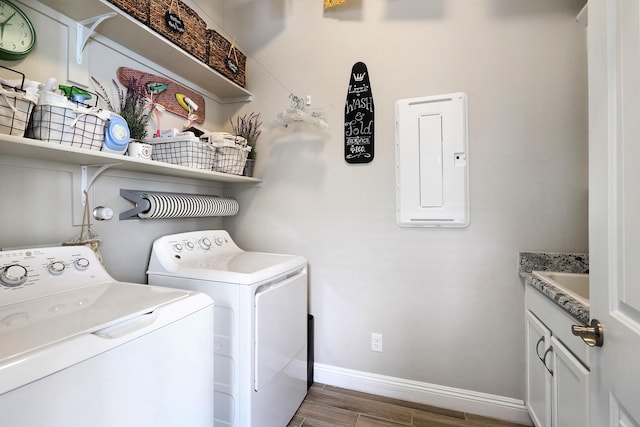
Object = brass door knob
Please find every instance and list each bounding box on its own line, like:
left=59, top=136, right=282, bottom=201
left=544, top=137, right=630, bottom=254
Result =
left=571, top=319, right=604, bottom=347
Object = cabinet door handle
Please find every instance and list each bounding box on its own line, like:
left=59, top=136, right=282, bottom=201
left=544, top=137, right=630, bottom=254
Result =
left=535, top=336, right=545, bottom=362
left=542, top=346, right=554, bottom=376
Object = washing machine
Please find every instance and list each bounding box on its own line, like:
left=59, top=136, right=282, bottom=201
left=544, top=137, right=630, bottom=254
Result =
left=0, top=244, right=214, bottom=427
left=147, top=230, right=308, bottom=427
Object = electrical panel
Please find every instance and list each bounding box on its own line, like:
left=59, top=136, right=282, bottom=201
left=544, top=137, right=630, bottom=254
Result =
left=395, top=93, right=469, bottom=227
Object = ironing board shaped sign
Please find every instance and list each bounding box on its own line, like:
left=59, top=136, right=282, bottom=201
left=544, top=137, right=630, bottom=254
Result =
left=344, top=62, right=374, bottom=163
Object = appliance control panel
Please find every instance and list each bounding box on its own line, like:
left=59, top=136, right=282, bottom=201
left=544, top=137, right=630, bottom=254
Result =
left=0, top=245, right=112, bottom=306
left=152, top=230, right=243, bottom=262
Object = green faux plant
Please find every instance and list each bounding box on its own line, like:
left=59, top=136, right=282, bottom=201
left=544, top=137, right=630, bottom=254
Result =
left=230, top=112, right=262, bottom=159
left=92, top=76, right=155, bottom=140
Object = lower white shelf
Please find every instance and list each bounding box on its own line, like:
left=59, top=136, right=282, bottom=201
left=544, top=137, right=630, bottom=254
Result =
left=0, top=134, right=260, bottom=184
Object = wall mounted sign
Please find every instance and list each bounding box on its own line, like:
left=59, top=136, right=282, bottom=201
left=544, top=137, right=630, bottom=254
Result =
left=117, top=67, right=205, bottom=124
left=344, top=61, right=374, bottom=163
left=324, top=0, right=348, bottom=8
left=226, top=42, right=240, bottom=75
left=226, top=58, right=239, bottom=74
left=165, top=11, right=185, bottom=34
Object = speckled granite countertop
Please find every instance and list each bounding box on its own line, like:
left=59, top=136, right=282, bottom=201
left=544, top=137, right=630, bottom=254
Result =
left=518, top=251, right=590, bottom=325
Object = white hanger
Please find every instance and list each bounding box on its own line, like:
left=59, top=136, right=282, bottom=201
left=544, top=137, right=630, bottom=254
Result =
left=270, top=94, right=328, bottom=130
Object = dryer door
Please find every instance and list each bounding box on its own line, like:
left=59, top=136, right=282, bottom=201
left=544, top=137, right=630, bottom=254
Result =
left=254, top=269, right=307, bottom=391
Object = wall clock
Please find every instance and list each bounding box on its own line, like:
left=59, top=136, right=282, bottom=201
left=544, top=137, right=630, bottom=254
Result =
left=0, top=0, right=36, bottom=60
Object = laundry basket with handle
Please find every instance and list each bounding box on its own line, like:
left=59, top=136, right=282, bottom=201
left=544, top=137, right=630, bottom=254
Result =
left=26, top=91, right=109, bottom=151
left=0, top=66, right=38, bottom=137
left=210, top=139, right=251, bottom=175
left=145, top=133, right=216, bottom=170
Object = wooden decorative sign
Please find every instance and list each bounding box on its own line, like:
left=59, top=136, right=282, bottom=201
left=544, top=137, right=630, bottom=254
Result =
left=117, top=67, right=205, bottom=124
left=344, top=61, right=374, bottom=163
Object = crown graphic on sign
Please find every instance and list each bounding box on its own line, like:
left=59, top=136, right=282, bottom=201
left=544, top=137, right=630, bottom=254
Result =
left=353, top=72, right=366, bottom=82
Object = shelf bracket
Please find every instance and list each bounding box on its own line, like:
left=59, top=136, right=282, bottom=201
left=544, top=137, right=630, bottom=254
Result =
left=81, top=164, right=118, bottom=206
left=76, top=12, right=117, bottom=65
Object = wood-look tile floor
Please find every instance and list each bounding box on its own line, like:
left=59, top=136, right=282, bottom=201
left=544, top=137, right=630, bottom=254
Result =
left=287, top=384, right=530, bottom=427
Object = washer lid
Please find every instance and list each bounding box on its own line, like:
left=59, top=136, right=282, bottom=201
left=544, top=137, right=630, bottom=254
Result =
left=0, top=282, right=190, bottom=364
left=173, top=251, right=307, bottom=285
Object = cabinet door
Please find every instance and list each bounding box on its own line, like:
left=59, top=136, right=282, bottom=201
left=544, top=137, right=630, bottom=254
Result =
left=526, top=311, right=552, bottom=427
left=550, top=336, right=590, bottom=427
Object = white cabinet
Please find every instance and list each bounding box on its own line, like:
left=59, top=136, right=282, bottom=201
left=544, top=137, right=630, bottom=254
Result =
left=525, top=287, right=590, bottom=427
left=550, top=336, right=589, bottom=427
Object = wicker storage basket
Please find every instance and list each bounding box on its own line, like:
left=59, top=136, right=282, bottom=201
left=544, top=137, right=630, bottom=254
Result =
left=106, top=0, right=149, bottom=24
left=207, top=29, right=247, bottom=87
left=26, top=92, right=107, bottom=151
left=146, top=134, right=215, bottom=170
left=149, top=0, right=207, bottom=62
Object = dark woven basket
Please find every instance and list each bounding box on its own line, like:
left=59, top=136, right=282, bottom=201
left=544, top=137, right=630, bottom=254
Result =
left=207, top=29, right=247, bottom=88
left=149, top=0, right=207, bottom=62
left=106, top=0, right=149, bottom=24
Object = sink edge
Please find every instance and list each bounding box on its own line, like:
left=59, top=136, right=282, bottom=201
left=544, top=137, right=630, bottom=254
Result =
left=526, top=273, right=590, bottom=325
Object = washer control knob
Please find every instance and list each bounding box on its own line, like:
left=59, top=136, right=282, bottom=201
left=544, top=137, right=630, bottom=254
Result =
left=199, top=238, right=212, bottom=250
left=214, top=237, right=224, bottom=246
left=0, top=264, right=28, bottom=287
left=173, top=244, right=183, bottom=253
left=74, top=258, right=90, bottom=271
left=48, top=261, right=66, bottom=275
left=185, top=241, right=195, bottom=250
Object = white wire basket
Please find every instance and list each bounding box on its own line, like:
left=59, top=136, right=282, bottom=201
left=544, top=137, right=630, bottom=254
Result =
left=211, top=140, right=251, bottom=175
left=27, top=91, right=107, bottom=151
left=146, top=134, right=216, bottom=170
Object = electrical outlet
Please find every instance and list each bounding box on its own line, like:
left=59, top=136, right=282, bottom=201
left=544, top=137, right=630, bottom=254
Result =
left=371, top=333, right=383, bottom=352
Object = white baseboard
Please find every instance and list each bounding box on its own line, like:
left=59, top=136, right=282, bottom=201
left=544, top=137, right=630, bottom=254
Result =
left=313, top=363, right=533, bottom=426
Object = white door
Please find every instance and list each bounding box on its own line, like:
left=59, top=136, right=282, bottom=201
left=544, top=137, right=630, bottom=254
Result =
left=254, top=271, right=307, bottom=391
left=588, top=0, right=640, bottom=425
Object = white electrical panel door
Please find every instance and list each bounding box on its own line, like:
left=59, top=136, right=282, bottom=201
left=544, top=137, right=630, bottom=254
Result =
left=395, top=93, right=469, bottom=227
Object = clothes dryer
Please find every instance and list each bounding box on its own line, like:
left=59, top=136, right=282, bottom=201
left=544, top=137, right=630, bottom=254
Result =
left=147, top=230, right=308, bottom=427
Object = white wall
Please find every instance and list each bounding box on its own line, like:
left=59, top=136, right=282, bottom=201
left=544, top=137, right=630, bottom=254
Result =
left=222, top=0, right=588, bottom=400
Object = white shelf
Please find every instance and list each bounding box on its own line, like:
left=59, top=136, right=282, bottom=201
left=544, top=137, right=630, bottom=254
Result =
left=0, top=135, right=261, bottom=184
left=38, top=0, right=252, bottom=103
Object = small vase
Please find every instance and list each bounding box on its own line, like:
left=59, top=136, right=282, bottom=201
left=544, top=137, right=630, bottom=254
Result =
left=127, top=140, right=153, bottom=159
left=243, top=158, right=255, bottom=177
